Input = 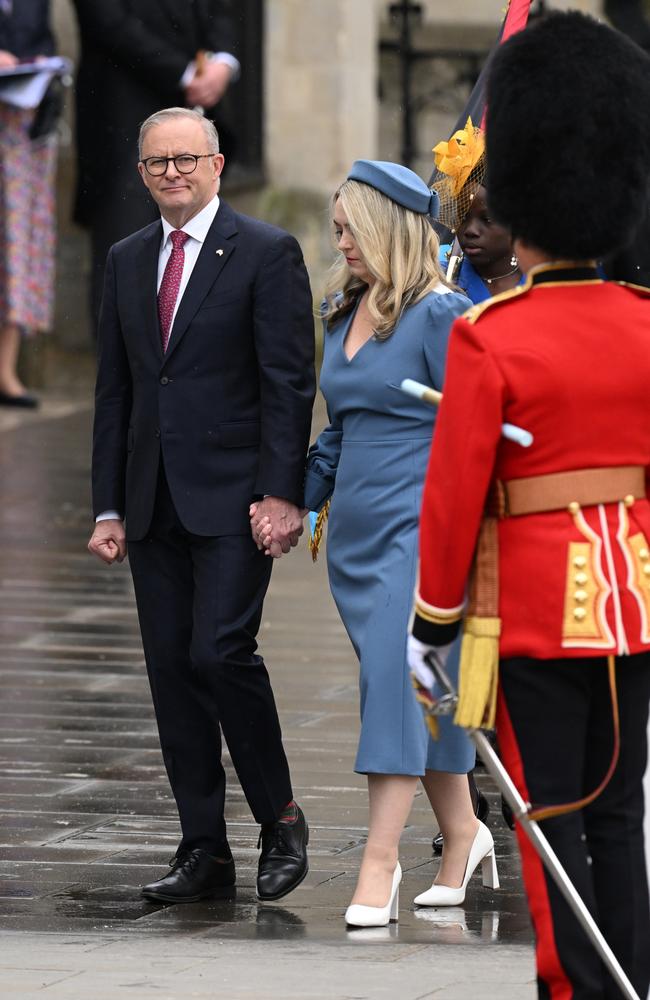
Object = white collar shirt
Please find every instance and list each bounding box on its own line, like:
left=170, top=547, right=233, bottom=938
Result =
left=158, top=193, right=221, bottom=329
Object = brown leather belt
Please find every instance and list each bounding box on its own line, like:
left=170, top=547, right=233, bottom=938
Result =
left=491, top=465, right=646, bottom=518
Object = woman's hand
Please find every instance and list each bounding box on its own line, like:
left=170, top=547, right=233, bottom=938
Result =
left=0, top=51, right=18, bottom=69
left=249, top=509, right=272, bottom=549
left=249, top=502, right=309, bottom=558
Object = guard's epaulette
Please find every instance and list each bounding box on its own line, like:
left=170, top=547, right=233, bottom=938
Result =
left=614, top=280, right=650, bottom=299
left=461, top=277, right=532, bottom=325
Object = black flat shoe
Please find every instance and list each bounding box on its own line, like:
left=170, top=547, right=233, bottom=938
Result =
left=0, top=390, right=39, bottom=408
left=142, top=847, right=235, bottom=903
left=257, top=804, right=309, bottom=901
left=432, top=789, right=490, bottom=854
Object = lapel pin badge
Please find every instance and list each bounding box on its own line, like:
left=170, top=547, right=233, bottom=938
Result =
left=216, top=248, right=224, bottom=256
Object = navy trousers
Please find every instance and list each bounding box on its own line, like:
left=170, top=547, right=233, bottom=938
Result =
left=128, top=469, right=293, bottom=856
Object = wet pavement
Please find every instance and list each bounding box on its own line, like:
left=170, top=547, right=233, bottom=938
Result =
left=0, top=392, right=547, bottom=997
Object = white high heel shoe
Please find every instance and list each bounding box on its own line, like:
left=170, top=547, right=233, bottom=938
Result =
left=414, top=821, right=499, bottom=907
left=345, top=863, right=401, bottom=927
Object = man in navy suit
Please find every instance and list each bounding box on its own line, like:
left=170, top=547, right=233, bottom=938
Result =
left=88, top=107, right=315, bottom=904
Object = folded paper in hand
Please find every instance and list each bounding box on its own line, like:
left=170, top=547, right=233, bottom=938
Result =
left=0, top=57, right=72, bottom=110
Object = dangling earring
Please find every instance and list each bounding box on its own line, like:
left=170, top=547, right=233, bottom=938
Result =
left=510, top=253, right=519, bottom=268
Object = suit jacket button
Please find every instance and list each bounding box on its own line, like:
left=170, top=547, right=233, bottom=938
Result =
left=155, top=428, right=161, bottom=438
left=160, top=376, right=169, bottom=385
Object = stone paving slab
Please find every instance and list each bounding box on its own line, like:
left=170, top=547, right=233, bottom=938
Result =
left=0, top=931, right=536, bottom=1000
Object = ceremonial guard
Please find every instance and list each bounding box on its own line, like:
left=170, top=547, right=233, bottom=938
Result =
left=408, top=13, right=650, bottom=1000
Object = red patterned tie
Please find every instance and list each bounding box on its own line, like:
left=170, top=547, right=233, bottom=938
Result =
left=158, top=229, right=189, bottom=352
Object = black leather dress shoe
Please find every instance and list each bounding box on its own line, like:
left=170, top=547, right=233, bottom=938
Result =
left=257, top=805, right=309, bottom=901
left=142, top=847, right=235, bottom=903
left=0, top=391, right=39, bottom=408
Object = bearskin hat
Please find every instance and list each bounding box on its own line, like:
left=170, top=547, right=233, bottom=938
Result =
left=486, top=11, right=650, bottom=259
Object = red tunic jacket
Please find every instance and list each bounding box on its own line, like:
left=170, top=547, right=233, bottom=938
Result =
left=413, top=263, right=650, bottom=660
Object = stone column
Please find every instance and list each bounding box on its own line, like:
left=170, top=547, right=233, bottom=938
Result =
left=265, top=0, right=379, bottom=194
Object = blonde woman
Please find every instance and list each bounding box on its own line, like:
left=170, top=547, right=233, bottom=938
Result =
left=302, top=162, right=497, bottom=926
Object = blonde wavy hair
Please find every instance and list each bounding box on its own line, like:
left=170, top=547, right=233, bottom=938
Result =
left=323, top=179, right=452, bottom=339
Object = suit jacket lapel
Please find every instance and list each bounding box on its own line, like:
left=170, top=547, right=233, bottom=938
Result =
left=162, top=202, right=238, bottom=364
left=137, top=221, right=164, bottom=362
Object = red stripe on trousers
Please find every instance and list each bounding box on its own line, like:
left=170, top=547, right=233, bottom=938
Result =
left=496, top=686, right=573, bottom=1000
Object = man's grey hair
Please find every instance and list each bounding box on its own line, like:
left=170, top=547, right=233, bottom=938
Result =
left=138, top=108, right=220, bottom=159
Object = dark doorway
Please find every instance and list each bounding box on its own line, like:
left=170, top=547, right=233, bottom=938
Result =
left=227, top=0, right=264, bottom=186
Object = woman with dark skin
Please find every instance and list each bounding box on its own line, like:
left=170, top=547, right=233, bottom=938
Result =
left=448, top=184, right=522, bottom=301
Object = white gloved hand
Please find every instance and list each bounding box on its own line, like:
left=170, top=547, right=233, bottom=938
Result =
left=407, top=635, right=453, bottom=692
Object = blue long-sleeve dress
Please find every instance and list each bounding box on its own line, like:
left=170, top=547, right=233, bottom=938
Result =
left=304, top=287, right=475, bottom=775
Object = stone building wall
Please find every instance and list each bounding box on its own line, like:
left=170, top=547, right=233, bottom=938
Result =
left=264, top=0, right=378, bottom=193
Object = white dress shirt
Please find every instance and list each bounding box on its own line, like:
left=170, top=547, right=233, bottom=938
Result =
left=158, top=193, right=220, bottom=327
left=96, top=194, right=221, bottom=523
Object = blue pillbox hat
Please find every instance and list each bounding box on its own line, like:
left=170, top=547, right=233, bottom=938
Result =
left=347, top=159, right=440, bottom=219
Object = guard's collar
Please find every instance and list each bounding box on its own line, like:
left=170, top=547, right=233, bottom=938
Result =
left=528, top=260, right=601, bottom=286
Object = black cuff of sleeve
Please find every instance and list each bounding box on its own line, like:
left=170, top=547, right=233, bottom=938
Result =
left=412, top=613, right=460, bottom=646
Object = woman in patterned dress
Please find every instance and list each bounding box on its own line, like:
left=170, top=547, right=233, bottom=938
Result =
left=0, top=0, right=58, bottom=408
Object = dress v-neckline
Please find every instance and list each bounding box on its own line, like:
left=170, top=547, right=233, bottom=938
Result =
left=342, top=294, right=375, bottom=363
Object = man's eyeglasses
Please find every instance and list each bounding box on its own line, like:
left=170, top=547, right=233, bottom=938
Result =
left=140, top=153, right=215, bottom=176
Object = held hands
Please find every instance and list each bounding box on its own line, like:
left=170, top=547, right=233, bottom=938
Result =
left=249, top=498, right=306, bottom=559
left=184, top=60, right=232, bottom=108
left=87, top=519, right=127, bottom=565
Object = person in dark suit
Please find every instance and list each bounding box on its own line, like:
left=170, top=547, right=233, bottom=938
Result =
left=71, top=0, right=240, bottom=326
left=87, top=107, right=315, bottom=904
